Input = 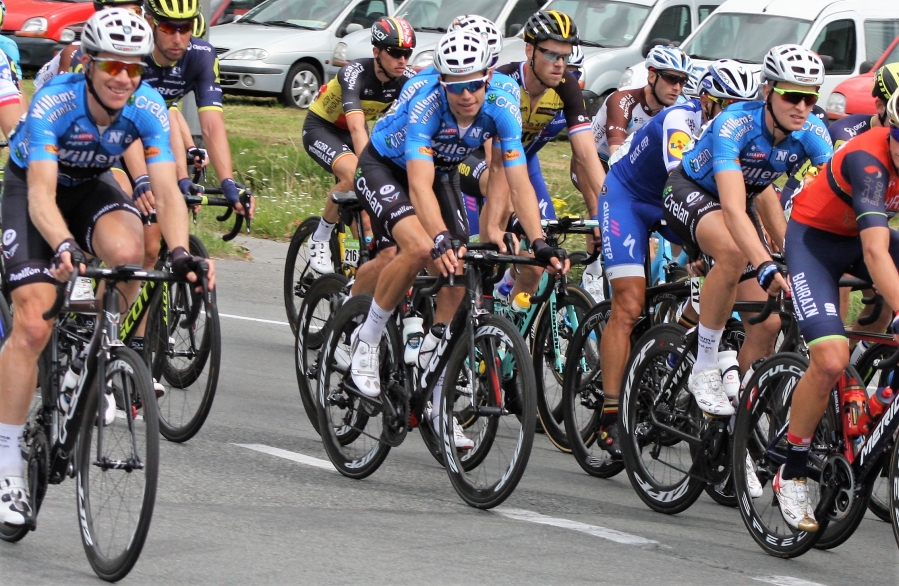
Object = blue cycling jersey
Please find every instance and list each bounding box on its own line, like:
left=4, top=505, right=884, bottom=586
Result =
left=414, top=66, right=521, bottom=102
left=682, top=100, right=832, bottom=197
left=370, top=75, right=526, bottom=173
left=610, top=98, right=704, bottom=203
left=0, top=36, right=22, bottom=85
left=10, top=74, right=175, bottom=186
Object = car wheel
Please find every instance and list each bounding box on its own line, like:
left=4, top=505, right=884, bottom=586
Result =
left=281, top=63, right=321, bottom=109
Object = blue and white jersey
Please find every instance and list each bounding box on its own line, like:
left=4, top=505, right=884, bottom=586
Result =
left=609, top=99, right=704, bottom=203
left=681, top=100, right=832, bottom=197
left=370, top=75, right=526, bottom=173
left=0, top=49, right=20, bottom=108
left=0, top=36, right=22, bottom=86
left=10, top=74, right=174, bottom=186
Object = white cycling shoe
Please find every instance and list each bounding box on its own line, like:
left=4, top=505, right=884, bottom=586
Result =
left=581, top=272, right=605, bottom=302
left=745, top=454, right=763, bottom=499
left=773, top=466, right=818, bottom=532
left=306, top=238, right=334, bottom=274
left=688, top=367, right=734, bottom=416
left=0, top=476, right=33, bottom=526
left=426, top=405, right=474, bottom=450
left=349, top=327, right=381, bottom=398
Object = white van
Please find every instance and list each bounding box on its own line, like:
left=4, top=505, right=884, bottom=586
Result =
left=619, top=0, right=899, bottom=108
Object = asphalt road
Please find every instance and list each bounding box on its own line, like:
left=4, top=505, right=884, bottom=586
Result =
left=3, top=236, right=898, bottom=585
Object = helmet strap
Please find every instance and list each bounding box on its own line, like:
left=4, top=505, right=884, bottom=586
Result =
left=375, top=53, right=396, bottom=81
left=878, top=110, right=888, bottom=126
left=765, top=90, right=792, bottom=138
left=648, top=74, right=664, bottom=112
left=85, top=62, right=123, bottom=120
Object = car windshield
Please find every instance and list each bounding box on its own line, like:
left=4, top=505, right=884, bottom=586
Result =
left=240, top=0, right=353, bottom=29
left=682, top=13, right=812, bottom=63
left=545, top=0, right=651, bottom=48
left=396, top=0, right=503, bottom=33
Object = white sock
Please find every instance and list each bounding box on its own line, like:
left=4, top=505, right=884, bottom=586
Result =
left=693, top=324, right=723, bottom=374
left=358, top=301, right=392, bottom=345
left=583, top=259, right=603, bottom=277
left=313, top=218, right=336, bottom=242
left=0, top=422, right=25, bottom=478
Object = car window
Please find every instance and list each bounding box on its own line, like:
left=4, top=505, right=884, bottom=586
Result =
left=646, top=5, right=691, bottom=44
left=698, top=5, right=717, bottom=24
left=881, top=37, right=899, bottom=64
left=505, top=0, right=547, bottom=37
left=242, top=0, right=353, bottom=29
left=682, top=12, right=811, bottom=63
left=397, top=0, right=503, bottom=31
left=865, top=21, right=899, bottom=63
left=812, top=19, right=856, bottom=74
left=339, top=0, right=387, bottom=30
left=547, top=0, right=651, bottom=48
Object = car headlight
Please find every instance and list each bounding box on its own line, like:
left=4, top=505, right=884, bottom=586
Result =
left=412, top=50, right=434, bottom=69
left=826, top=92, right=846, bottom=115
left=618, top=67, right=634, bottom=90
left=333, top=42, right=348, bottom=62
left=20, top=17, right=49, bottom=35
left=60, top=28, right=78, bottom=43
left=226, top=48, right=268, bottom=61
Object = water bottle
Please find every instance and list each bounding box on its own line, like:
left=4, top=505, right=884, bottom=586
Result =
left=842, top=377, right=870, bottom=437
left=402, top=316, right=424, bottom=366
left=57, top=358, right=84, bottom=414
left=868, top=386, right=896, bottom=422
left=495, top=280, right=514, bottom=304
left=511, top=292, right=531, bottom=313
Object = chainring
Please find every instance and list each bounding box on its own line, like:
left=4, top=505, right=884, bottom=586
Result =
left=381, top=381, right=409, bottom=448
left=26, top=425, right=50, bottom=520
left=820, top=453, right=855, bottom=521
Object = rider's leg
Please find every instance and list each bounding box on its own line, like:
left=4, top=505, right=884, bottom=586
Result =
left=316, top=152, right=357, bottom=235
left=350, top=244, right=397, bottom=297
left=735, top=275, right=781, bottom=373
left=90, top=210, right=146, bottom=309
left=510, top=158, right=555, bottom=300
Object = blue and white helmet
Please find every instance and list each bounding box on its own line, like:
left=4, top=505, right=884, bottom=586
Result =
left=701, top=59, right=758, bottom=100
left=645, top=45, right=692, bottom=74
left=682, top=65, right=707, bottom=97
left=568, top=43, right=584, bottom=68
left=449, top=15, right=503, bottom=67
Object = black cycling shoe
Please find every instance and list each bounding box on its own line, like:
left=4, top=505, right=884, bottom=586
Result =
left=598, top=423, right=622, bottom=460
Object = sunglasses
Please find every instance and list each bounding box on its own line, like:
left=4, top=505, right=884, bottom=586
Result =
left=383, top=46, right=413, bottom=59
left=890, top=126, right=899, bottom=141
left=656, top=70, right=690, bottom=86
left=771, top=86, right=819, bottom=107
left=707, top=95, right=736, bottom=109
left=440, top=74, right=489, bottom=95
left=155, top=18, right=194, bottom=35
left=535, top=45, right=571, bottom=64
left=92, top=58, right=145, bottom=77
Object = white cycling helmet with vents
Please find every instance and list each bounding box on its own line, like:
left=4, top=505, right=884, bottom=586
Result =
left=434, top=30, right=491, bottom=76
left=81, top=7, right=153, bottom=56
left=702, top=59, right=758, bottom=100
left=762, top=44, right=824, bottom=86
left=449, top=15, right=502, bottom=67
left=645, top=45, right=692, bottom=74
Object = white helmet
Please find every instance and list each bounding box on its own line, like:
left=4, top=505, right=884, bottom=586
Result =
left=434, top=30, right=491, bottom=76
left=682, top=65, right=706, bottom=97
left=762, top=44, right=824, bottom=86
left=568, top=44, right=584, bottom=68
left=645, top=45, right=692, bottom=75
left=701, top=59, right=759, bottom=100
left=81, top=8, right=153, bottom=56
left=449, top=15, right=503, bottom=67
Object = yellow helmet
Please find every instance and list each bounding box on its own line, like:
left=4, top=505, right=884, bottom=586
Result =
left=144, top=0, right=199, bottom=21
left=193, top=12, right=206, bottom=38
left=873, top=62, right=899, bottom=102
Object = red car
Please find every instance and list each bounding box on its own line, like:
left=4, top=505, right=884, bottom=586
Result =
left=826, top=33, right=899, bottom=119
left=1, top=0, right=95, bottom=69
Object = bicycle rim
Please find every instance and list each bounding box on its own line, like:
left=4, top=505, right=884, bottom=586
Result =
left=78, top=347, right=159, bottom=581
left=283, top=217, right=321, bottom=335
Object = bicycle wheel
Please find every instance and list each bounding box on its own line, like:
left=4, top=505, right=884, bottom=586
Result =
left=441, top=314, right=537, bottom=509
left=295, top=273, right=349, bottom=434
left=0, top=294, right=11, bottom=343
left=284, top=216, right=340, bottom=335
left=891, top=435, right=899, bottom=548
left=78, top=346, right=159, bottom=581
left=619, top=324, right=706, bottom=514
left=317, top=295, right=393, bottom=478
left=732, top=352, right=837, bottom=558
left=532, top=285, right=594, bottom=453
left=147, top=276, right=221, bottom=443
left=561, top=300, right=625, bottom=478
left=854, top=342, right=895, bottom=522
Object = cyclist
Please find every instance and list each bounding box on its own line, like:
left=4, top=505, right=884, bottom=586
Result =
left=596, top=60, right=759, bottom=458
left=0, top=0, right=23, bottom=89
left=592, top=45, right=693, bottom=165
left=302, top=17, right=415, bottom=278
left=0, top=9, right=213, bottom=527
left=347, top=30, right=567, bottom=447
left=0, top=39, right=23, bottom=137
left=829, top=63, right=899, bottom=150
left=663, top=44, right=833, bottom=417
left=777, top=91, right=899, bottom=532
left=480, top=10, right=603, bottom=304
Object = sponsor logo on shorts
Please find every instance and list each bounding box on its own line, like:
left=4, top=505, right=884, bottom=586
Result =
left=502, top=149, right=520, bottom=161
left=2, top=229, right=16, bottom=246
left=686, top=191, right=701, bottom=206
left=390, top=205, right=413, bottom=219
left=380, top=184, right=395, bottom=195
left=791, top=272, right=818, bottom=319
left=9, top=266, right=51, bottom=282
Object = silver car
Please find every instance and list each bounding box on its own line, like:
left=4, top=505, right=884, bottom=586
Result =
left=210, top=0, right=399, bottom=108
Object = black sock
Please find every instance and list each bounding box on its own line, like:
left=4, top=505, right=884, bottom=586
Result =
left=782, top=441, right=810, bottom=480
left=600, top=398, right=619, bottom=428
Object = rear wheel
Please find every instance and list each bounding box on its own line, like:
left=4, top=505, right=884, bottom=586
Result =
left=854, top=342, right=895, bottom=522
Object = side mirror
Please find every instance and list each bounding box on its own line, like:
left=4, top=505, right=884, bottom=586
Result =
left=642, top=37, right=671, bottom=58
left=346, top=23, right=363, bottom=33
left=859, top=60, right=874, bottom=75
left=819, top=54, right=835, bottom=72
left=508, top=23, right=522, bottom=37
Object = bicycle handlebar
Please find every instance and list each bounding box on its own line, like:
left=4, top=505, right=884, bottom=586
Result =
left=747, top=295, right=779, bottom=325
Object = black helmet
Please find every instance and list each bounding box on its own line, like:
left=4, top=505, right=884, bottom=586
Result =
left=522, top=10, right=578, bottom=45
left=873, top=63, right=899, bottom=102
left=371, top=17, right=416, bottom=49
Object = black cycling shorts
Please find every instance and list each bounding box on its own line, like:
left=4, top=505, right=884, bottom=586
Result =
left=458, top=147, right=487, bottom=199
left=1, top=162, right=140, bottom=291
left=354, top=142, right=469, bottom=250
left=302, top=112, right=355, bottom=174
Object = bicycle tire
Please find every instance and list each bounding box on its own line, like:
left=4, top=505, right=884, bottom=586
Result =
left=0, top=293, right=11, bottom=343
left=317, top=295, right=393, bottom=479
left=891, top=434, right=899, bottom=548
left=561, top=300, right=625, bottom=478
left=78, top=346, right=159, bottom=581
left=284, top=216, right=342, bottom=335
left=619, top=324, right=706, bottom=514
left=853, top=342, right=895, bottom=523
left=147, top=271, right=221, bottom=442
left=532, top=284, right=594, bottom=453
left=441, top=314, right=537, bottom=509
left=731, top=352, right=833, bottom=558
left=295, top=273, right=349, bottom=434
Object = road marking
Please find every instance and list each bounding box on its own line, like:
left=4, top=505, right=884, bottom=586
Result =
left=220, top=313, right=290, bottom=327
left=494, top=507, right=658, bottom=545
left=753, top=577, right=828, bottom=586
left=234, top=444, right=336, bottom=472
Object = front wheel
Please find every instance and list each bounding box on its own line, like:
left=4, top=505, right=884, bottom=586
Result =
left=78, top=347, right=159, bottom=581
left=441, top=315, right=537, bottom=509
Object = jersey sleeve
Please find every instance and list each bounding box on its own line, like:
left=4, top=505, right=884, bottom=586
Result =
left=339, top=61, right=366, bottom=118
left=132, top=89, right=175, bottom=164
left=19, top=100, right=61, bottom=164
left=709, top=111, right=744, bottom=174
left=491, top=98, right=526, bottom=168
left=800, top=115, right=834, bottom=166
left=661, top=108, right=698, bottom=172
left=192, top=44, right=223, bottom=111
left=603, top=90, right=631, bottom=147
left=403, top=86, right=442, bottom=164
left=843, top=150, right=890, bottom=231
left=0, top=52, right=20, bottom=108
left=556, top=71, right=591, bottom=136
